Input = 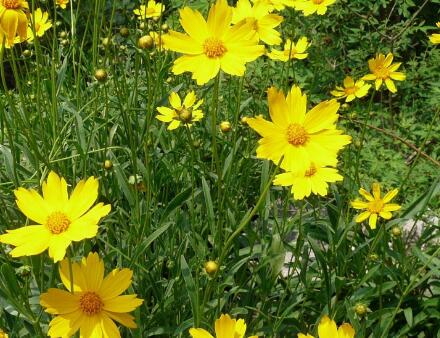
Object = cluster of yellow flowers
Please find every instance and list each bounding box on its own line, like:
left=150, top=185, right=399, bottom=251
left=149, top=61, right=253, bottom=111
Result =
left=0, top=172, right=143, bottom=337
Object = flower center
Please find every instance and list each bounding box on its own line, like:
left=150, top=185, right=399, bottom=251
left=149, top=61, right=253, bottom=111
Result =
left=177, top=108, right=193, bottom=123
left=305, top=164, right=317, bottom=177
left=203, top=37, right=227, bottom=58
left=286, top=123, right=309, bottom=146
left=3, top=0, right=21, bottom=9
left=368, top=199, right=384, bottom=213
left=344, top=86, right=357, bottom=95
left=373, top=66, right=390, bottom=79
left=79, top=292, right=103, bottom=316
left=312, top=0, right=324, bottom=4
left=46, top=212, right=70, bottom=234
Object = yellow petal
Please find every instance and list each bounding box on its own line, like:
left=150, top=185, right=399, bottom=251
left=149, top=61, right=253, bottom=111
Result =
left=14, top=187, right=51, bottom=224
left=105, top=312, right=137, bottom=329
left=318, top=315, right=338, bottom=338
left=372, top=182, right=381, bottom=199
left=220, top=52, right=246, bottom=76
left=183, top=91, right=197, bottom=108
left=169, top=92, right=182, bottom=110
left=385, top=79, right=397, bottom=93
left=267, top=86, right=289, bottom=126
left=379, top=211, right=392, bottom=219
left=42, top=172, right=69, bottom=210
left=59, top=258, right=88, bottom=292
left=66, top=203, right=110, bottom=242
left=214, top=314, right=236, bottom=338
left=286, top=85, right=307, bottom=124
left=179, top=7, right=209, bottom=43
left=162, top=30, right=203, bottom=54
left=47, top=310, right=83, bottom=338
left=99, top=268, right=133, bottom=300
left=100, top=313, right=121, bottom=338
left=338, top=323, right=355, bottom=338
left=48, top=234, right=71, bottom=262
left=83, top=252, right=105, bottom=291
left=64, top=176, right=99, bottom=221
left=350, top=200, right=368, bottom=209
left=103, top=295, right=143, bottom=313
left=207, top=0, right=232, bottom=37
left=189, top=328, right=214, bottom=338
left=40, top=288, right=80, bottom=315
left=382, top=189, right=398, bottom=203
left=382, top=203, right=401, bottom=212
left=359, top=188, right=374, bottom=201
left=0, top=225, right=50, bottom=257
left=369, top=213, right=378, bottom=229
left=355, top=211, right=371, bottom=223
left=303, top=100, right=340, bottom=133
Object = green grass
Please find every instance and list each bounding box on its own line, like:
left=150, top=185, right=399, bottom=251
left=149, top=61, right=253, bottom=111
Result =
left=0, top=0, right=439, bottom=337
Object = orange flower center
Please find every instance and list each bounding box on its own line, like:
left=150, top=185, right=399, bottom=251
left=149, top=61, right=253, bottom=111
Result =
left=203, top=37, right=227, bottom=58
left=344, top=86, right=357, bottom=95
left=3, top=0, right=21, bottom=9
left=368, top=199, right=384, bottom=213
left=312, top=0, right=324, bottom=4
left=373, top=66, right=390, bottom=79
left=46, top=212, right=70, bottom=234
left=305, top=164, right=317, bottom=177
left=286, top=123, right=309, bottom=146
left=79, top=292, right=103, bottom=316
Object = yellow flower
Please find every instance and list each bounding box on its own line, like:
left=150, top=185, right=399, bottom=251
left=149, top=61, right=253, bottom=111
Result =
left=0, top=328, right=8, bottom=338
left=351, top=182, right=401, bottom=229
left=232, top=0, right=283, bottom=45
left=56, top=0, right=69, bottom=9
left=0, top=172, right=111, bottom=262
left=299, top=315, right=355, bottom=338
left=362, top=53, right=405, bottom=93
left=429, top=22, right=440, bottom=44
left=330, top=76, right=371, bottom=102
left=273, top=163, right=343, bottom=200
left=247, top=85, right=351, bottom=173
left=189, top=314, right=257, bottom=338
left=0, top=0, right=29, bottom=46
left=162, top=0, right=265, bottom=85
left=133, top=0, right=164, bottom=20
left=26, top=8, right=52, bottom=41
left=156, top=91, right=204, bottom=130
left=268, top=37, right=309, bottom=61
left=40, top=252, right=143, bottom=338
left=295, top=0, right=336, bottom=16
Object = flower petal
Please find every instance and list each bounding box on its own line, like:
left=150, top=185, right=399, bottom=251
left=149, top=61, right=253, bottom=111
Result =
left=14, top=187, right=51, bottom=224
left=369, top=213, right=378, bottom=229
left=355, top=211, right=371, bottom=223
left=64, top=176, right=100, bottom=220
left=40, top=289, right=80, bottom=315
left=99, top=268, right=133, bottom=300
left=103, top=295, right=143, bottom=313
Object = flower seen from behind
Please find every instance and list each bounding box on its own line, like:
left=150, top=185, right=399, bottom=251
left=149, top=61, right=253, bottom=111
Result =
left=274, top=163, right=343, bottom=200
left=331, top=76, right=371, bottom=102
left=0, top=171, right=111, bottom=262
left=189, top=313, right=257, bottom=338
left=247, top=85, right=351, bottom=173
left=56, top=0, right=69, bottom=9
left=295, top=0, right=336, bottom=16
left=429, top=22, right=440, bottom=44
left=156, top=91, right=204, bottom=130
left=232, top=0, right=283, bottom=45
left=351, top=182, right=401, bottom=229
left=133, top=0, right=164, bottom=20
left=162, top=0, right=265, bottom=85
left=40, top=252, right=143, bottom=338
left=0, top=0, right=29, bottom=46
left=27, top=8, right=52, bottom=41
left=268, top=37, right=309, bottom=61
left=298, top=315, right=355, bottom=338
left=362, top=53, right=405, bottom=93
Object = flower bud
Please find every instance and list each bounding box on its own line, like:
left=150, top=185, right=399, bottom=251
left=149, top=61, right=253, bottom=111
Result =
left=204, top=260, right=219, bottom=276
left=354, top=303, right=367, bottom=316
left=94, top=69, right=108, bottom=82
left=391, top=226, right=402, bottom=237
left=104, top=160, right=113, bottom=170
left=119, top=27, right=129, bottom=37
left=138, top=35, right=154, bottom=49
left=220, top=121, right=231, bottom=133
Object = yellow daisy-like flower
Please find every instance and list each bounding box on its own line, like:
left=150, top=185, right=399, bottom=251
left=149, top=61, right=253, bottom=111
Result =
left=253, top=0, right=298, bottom=11
left=189, top=314, right=257, bottom=338
left=298, top=315, right=355, bottom=338
left=362, top=53, right=406, bottom=93
left=429, top=22, right=440, bottom=44
left=273, top=163, right=343, bottom=200
left=133, top=0, right=164, bottom=20
left=295, top=0, right=336, bottom=16
left=26, top=8, right=52, bottom=41
left=0, top=0, right=29, bottom=46
left=351, top=182, right=401, bottom=230
left=0, top=328, right=8, bottom=338
left=0, top=172, right=111, bottom=262
left=232, top=0, right=283, bottom=45
left=156, top=91, right=204, bottom=130
left=162, top=0, right=265, bottom=85
left=330, top=76, right=371, bottom=102
left=268, top=37, right=309, bottom=61
left=56, top=0, right=69, bottom=10
left=40, top=252, right=143, bottom=338
left=247, top=85, right=351, bottom=173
